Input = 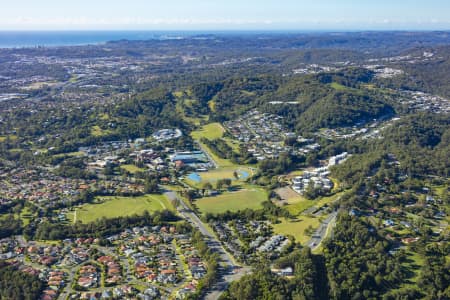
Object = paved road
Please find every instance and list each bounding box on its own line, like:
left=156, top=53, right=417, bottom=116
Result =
left=164, top=190, right=248, bottom=299
left=196, top=141, right=219, bottom=169
left=307, top=211, right=337, bottom=250
left=15, top=235, right=27, bottom=247
left=58, top=269, right=75, bottom=300
left=303, top=205, right=319, bottom=215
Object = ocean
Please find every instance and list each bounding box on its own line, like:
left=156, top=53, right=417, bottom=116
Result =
left=0, top=30, right=315, bottom=48
left=0, top=31, right=208, bottom=48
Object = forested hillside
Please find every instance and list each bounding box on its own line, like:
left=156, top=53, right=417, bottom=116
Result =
left=0, top=263, right=44, bottom=300
left=184, top=68, right=396, bottom=131
left=378, top=46, right=450, bottom=98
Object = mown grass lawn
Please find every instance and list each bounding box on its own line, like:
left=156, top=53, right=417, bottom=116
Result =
left=184, top=166, right=254, bottom=188
left=20, top=206, right=34, bottom=226
left=272, top=217, right=321, bottom=245
left=431, top=184, right=448, bottom=199
left=285, top=191, right=345, bottom=216
left=288, top=170, right=304, bottom=177
left=52, top=151, right=85, bottom=158
left=201, top=142, right=237, bottom=167
left=0, top=206, right=34, bottom=226
left=191, top=123, right=225, bottom=140
left=191, top=123, right=242, bottom=167
left=316, top=191, right=345, bottom=207
left=68, top=194, right=174, bottom=223
left=120, top=164, right=145, bottom=174
left=196, top=186, right=267, bottom=214
left=399, top=249, right=425, bottom=287
left=284, top=198, right=316, bottom=215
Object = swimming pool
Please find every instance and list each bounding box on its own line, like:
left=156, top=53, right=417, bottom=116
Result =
left=187, top=173, right=202, bottom=183
left=239, top=170, right=250, bottom=179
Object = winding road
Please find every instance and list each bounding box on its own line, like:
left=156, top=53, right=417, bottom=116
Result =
left=307, top=211, right=337, bottom=250
left=164, top=190, right=248, bottom=300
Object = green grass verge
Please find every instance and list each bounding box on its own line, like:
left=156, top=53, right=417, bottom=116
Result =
left=69, top=75, right=78, bottom=83
left=284, top=198, right=316, bottom=215
left=201, top=141, right=237, bottom=167
left=273, top=217, right=321, bottom=245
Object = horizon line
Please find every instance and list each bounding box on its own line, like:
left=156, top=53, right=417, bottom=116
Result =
left=0, top=28, right=449, bottom=32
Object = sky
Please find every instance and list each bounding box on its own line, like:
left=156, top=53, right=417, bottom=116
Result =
left=0, top=0, right=449, bottom=31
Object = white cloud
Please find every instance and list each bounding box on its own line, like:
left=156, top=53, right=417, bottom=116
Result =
left=1, top=16, right=281, bottom=26
left=0, top=16, right=449, bottom=30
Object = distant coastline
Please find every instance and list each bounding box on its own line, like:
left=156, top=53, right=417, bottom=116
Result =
left=0, top=30, right=448, bottom=49
left=0, top=30, right=302, bottom=48
left=0, top=31, right=200, bottom=48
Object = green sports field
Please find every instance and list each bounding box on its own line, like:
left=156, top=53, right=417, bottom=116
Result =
left=184, top=166, right=254, bottom=188
left=67, top=194, right=174, bottom=223
left=196, top=186, right=267, bottom=214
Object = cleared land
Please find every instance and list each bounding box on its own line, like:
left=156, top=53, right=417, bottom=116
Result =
left=273, top=217, right=321, bottom=245
left=68, top=194, right=174, bottom=223
left=196, top=186, right=267, bottom=214
left=275, top=186, right=306, bottom=203
left=274, top=187, right=316, bottom=215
